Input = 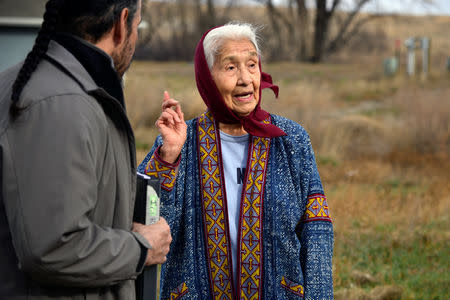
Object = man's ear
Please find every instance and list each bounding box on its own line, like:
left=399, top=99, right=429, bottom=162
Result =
left=112, top=8, right=129, bottom=46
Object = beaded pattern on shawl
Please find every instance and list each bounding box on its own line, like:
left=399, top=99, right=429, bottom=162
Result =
left=169, top=282, right=189, bottom=300
left=197, top=111, right=234, bottom=299
left=143, top=147, right=177, bottom=191
left=238, top=118, right=271, bottom=300
left=197, top=111, right=271, bottom=300
left=303, top=194, right=332, bottom=223
left=280, top=276, right=304, bottom=296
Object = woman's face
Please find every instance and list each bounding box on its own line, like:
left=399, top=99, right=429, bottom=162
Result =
left=211, top=39, right=260, bottom=118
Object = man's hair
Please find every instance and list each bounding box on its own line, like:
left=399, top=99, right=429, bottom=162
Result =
left=203, top=22, right=261, bottom=70
left=10, top=0, right=138, bottom=118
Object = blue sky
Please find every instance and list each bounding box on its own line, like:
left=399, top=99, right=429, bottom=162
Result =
left=160, top=1, right=450, bottom=15
left=358, top=0, right=450, bottom=15
left=267, top=0, right=450, bottom=16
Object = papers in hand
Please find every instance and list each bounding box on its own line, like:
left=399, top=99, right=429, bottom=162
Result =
left=135, top=173, right=160, bottom=226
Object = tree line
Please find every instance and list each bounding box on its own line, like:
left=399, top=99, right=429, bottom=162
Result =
left=135, top=0, right=432, bottom=63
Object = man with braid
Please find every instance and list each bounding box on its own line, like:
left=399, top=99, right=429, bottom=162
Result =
left=0, top=0, right=174, bottom=299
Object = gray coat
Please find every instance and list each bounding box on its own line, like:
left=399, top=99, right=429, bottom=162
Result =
left=0, top=41, right=150, bottom=299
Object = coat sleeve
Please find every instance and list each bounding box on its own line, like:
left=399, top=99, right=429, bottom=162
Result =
left=296, top=132, right=334, bottom=300
left=2, top=95, right=145, bottom=287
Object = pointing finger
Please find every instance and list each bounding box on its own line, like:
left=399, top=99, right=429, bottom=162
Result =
left=163, top=91, right=170, bottom=102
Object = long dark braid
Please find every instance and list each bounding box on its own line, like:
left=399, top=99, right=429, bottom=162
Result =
left=10, top=0, right=60, bottom=118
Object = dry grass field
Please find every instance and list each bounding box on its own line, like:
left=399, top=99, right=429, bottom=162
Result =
left=125, top=13, right=449, bottom=300
left=125, top=60, right=449, bottom=299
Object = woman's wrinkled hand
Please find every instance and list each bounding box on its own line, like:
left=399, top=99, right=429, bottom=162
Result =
left=155, top=91, right=187, bottom=163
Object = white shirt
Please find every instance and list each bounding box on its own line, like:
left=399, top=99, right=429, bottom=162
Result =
left=219, top=131, right=249, bottom=288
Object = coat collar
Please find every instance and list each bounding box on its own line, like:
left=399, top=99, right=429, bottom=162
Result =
left=45, top=40, right=99, bottom=94
left=52, top=34, right=125, bottom=109
left=45, top=38, right=136, bottom=170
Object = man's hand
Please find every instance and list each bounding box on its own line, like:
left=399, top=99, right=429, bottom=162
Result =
left=155, top=91, right=187, bottom=163
left=133, top=218, right=172, bottom=265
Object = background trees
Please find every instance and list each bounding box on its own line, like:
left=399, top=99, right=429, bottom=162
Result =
left=136, top=0, right=434, bottom=62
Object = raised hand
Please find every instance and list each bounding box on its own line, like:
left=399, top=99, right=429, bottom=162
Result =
left=155, top=91, right=187, bottom=163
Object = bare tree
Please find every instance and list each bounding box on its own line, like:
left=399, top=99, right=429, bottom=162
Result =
left=137, top=0, right=237, bottom=60
left=312, top=0, right=435, bottom=62
left=257, top=0, right=434, bottom=62
left=326, top=0, right=377, bottom=54
left=311, top=0, right=341, bottom=62
left=194, top=0, right=215, bottom=34
left=295, top=0, right=309, bottom=60
left=194, top=0, right=236, bottom=34
left=266, top=0, right=288, bottom=58
left=137, top=0, right=435, bottom=62
left=254, top=0, right=309, bottom=61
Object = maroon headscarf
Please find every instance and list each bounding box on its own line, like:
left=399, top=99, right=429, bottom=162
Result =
left=194, top=27, right=286, bottom=138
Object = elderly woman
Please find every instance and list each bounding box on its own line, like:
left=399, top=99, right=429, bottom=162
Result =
left=138, top=23, right=333, bottom=299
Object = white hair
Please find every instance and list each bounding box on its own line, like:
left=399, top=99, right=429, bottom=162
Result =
left=203, top=22, right=261, bottom=70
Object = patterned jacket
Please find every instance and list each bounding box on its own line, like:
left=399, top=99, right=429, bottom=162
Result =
left=138, top=112, right=333, bottom=300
